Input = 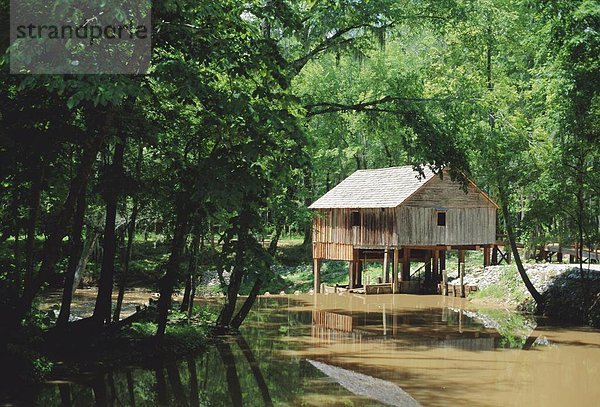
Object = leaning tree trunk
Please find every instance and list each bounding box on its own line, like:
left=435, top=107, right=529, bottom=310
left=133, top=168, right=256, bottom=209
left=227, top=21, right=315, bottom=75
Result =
left=93, top=137, right=126, bottom=326
left=71, top=231, right=99, bottom=295
left=216, top=211, right=250, bottom=330
left=230, top=276, right=263, bottom=330
left=156, top=207, right=189, bottom=338
left=57, top=180, right=88, bottom=326
left=498, top=183, right=545, bottom=311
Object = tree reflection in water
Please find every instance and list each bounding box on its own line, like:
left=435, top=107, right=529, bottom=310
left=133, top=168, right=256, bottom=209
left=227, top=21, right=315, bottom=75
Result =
left=35, top=333, right=273, bottom=407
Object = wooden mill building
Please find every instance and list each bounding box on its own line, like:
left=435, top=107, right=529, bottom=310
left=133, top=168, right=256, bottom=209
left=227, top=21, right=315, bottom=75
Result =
left=309, top=166, right=499, bottom=294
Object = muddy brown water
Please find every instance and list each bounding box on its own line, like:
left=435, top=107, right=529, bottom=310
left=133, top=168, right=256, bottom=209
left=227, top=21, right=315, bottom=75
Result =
left=28, top=292, right=600, bottom=406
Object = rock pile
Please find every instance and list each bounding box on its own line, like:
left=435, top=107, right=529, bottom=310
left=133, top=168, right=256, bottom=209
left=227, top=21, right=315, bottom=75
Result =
left=450, top=263, right=600, bottom=296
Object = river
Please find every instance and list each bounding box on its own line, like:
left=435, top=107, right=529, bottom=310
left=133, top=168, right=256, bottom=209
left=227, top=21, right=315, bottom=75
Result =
left=32, top=292, right=600, bottom=406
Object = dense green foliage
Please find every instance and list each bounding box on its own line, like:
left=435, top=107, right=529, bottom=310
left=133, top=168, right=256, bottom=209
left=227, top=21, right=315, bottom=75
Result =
left=0, top=0, right=598, bottom=357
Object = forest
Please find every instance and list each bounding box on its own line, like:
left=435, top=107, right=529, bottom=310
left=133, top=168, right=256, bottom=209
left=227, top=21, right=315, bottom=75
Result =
left=0, top=0, right=599, bottom=399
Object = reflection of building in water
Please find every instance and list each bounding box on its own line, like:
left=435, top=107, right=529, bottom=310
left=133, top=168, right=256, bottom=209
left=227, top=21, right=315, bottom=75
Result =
left=312, top=310, right=353, bottom=332
left=311, top=308, right=499, bottom=352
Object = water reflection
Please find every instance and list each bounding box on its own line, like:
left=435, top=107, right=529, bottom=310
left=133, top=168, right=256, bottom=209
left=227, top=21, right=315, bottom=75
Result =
left=29, top=293, right=600, bottom=406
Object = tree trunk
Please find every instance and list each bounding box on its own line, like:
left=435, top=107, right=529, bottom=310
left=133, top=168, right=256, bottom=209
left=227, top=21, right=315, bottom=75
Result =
left=112, top=199, right=139, bottom=322
left=156, top=207, right=188, bottom=338
left=231, top=277, right=263, bottom=330
left=302, top=171, right=313, bottom=247
left=14, top=133, right=106, bottom=326
left=181, top=233, right=200, bottom=312
left=12, top=230, right=21, bottom=304
left=113, top=143, right=143, bottom=322
left=216, top=212, right=250, bottom=330
left=72, top=231, right=98, bottom=295
left=188, top=272, right=196, bottom=319
left=576, top=172, right=588, bottom=322
left=498, top=183, right=545, bottom=311
left=24, top=164, right=45, bottom=293
left=93, top=138, right=126, bottom=325
left=57, top=180, right=87, bottom=326
left=267, top=223, right=282, bottom=257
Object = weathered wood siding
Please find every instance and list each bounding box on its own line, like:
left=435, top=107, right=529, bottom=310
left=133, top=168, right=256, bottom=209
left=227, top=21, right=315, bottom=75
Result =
left=312, top=208, right=396, bottom=259
left=402, top=175, right=492, bottom=208
left=313, top=242, right=354, bottom=260
left=397, top=175, right=496, bottom=245
left=356, top=208, right=397, bottom=247
left=396, top=206, right=496, bottom=245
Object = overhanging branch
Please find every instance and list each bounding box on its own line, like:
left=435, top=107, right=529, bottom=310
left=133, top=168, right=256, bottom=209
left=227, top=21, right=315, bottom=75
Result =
left=305, top=95, right=478, bottom=116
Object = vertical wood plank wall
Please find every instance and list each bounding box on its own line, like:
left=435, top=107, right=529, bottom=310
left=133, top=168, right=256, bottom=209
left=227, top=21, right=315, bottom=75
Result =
left=312, top=174, right=497, bottom=260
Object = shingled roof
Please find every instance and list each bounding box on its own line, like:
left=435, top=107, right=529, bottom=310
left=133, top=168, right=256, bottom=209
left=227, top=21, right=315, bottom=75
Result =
left=309, top=166, right=436, bottom=209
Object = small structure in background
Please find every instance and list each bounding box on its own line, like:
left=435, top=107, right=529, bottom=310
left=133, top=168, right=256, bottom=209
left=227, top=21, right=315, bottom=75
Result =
left=309, top=166, right=500, bottom=294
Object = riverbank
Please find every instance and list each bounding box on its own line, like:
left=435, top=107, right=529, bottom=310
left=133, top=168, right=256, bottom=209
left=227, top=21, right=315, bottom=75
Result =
left=452, top=263, right=600, bottom=327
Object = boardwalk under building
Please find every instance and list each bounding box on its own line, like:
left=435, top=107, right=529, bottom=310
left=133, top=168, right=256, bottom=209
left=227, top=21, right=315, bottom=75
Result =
left=309, top=166, right=500, bottom=294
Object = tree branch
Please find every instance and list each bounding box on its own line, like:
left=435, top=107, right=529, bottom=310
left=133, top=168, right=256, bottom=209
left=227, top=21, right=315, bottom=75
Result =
left=305, top=95, right=478, bottom=116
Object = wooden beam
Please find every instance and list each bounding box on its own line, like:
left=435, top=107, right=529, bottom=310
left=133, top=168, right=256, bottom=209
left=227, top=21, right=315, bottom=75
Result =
left=483, top=246, right=491, bottom=267
left=433, top=250, right=440, bottom=282
left=393, top=248, right=399, bottom=293
left=458, top=249, right=465, bottom=278
left=402, top=248, right=410, bottom=281
left=450, top=245, right=481, bottom=251
left=383, top=248, right=390, bottom=283
left=442, top=269, right=448, bottom=296
left=313, top=258, right=322, bottom=293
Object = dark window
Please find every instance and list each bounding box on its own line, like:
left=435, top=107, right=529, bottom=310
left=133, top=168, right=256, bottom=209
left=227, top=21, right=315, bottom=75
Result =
left=351, top=211, right=360, bottom=227
left=437, top=211, right=446, bottom=227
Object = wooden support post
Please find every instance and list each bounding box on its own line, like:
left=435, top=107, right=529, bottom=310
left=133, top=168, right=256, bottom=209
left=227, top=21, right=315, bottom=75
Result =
left=383, top=248, right=390, bottom=283
left=492, top=245, right=498, bottom=265
left=458, top=249, right=465, bottom=277
left=459, top=263, right=465, bottom=298
left=348, top=260, right=355, bottom=289
left=442, top=269, right=448, bottom=296
left=506, top=247, right=511, bottom=264
left=483, top=246, right=491, bottom=267
left=440, top=250, right=446, bottom=273
left=357, top=261, right=363, bottom=287
left=557, top=251, right=563, bottom=263
left=313, top=258, right=322, bottom=294
left=402, top=248, right=410, bottom=281
left=433, top=250, right=440, bottom=282
left=392, top=248, right=399, bottom=293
